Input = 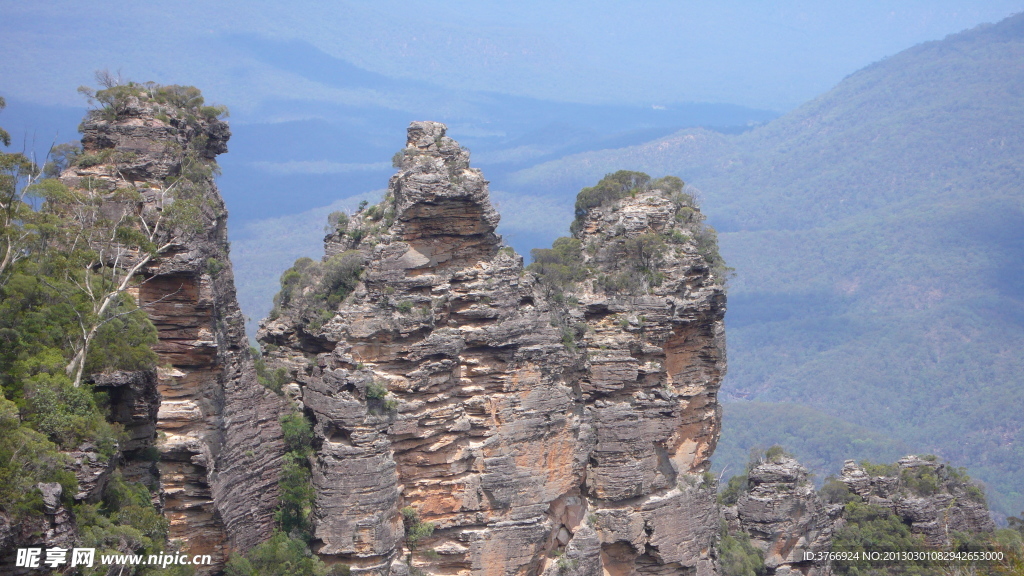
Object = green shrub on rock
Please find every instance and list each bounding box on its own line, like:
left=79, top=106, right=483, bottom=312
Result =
left=528, top=237, right=587, bottom=289
left=225, top=531, right=329, bottom=576
left=402, top=507, right=435, bottom=551
left=270, top=251, right=363, bottom=329
left=719, top=522, right=766, bottom=576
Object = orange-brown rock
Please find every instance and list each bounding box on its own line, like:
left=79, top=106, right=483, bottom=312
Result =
left=60, top=92, right=287, bottom=571
left=260, top=122, right=728, bottom=575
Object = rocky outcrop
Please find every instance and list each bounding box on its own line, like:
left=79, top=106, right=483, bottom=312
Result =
left=0, top=483, right=77, bottom=575
left=720, top=453, right=997, bottom=576
left=259, top=122, right=728, bottom=575
left=725, top=457, right=842, bottom=576
left=92, top=370, right=161, bottom=453
left=59, top=91, right=286, bottom=569
left=839, top=456, right=994, bottom=547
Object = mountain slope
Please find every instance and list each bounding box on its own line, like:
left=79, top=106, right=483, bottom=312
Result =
left=500, top=13, right=1024, bottom=515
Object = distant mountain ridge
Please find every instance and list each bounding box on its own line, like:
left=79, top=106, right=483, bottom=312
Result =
left=496, top=12, right=1024, bottom=516
left=226, top=10, right=1024, bottom=514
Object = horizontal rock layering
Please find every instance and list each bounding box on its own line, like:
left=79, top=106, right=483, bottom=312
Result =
left=260, top=121, right=728, bottom=575
left=61, top=96, right=286, bottom=571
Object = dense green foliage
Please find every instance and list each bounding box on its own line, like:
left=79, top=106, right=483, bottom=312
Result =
left=224, top=531, right=331, bottom=576
left=0, top=397, right=78, bottom=516
left=276, top=413, right=315, bottom=538
left=269, top=250, right=363, bottom=331
left=718, top=474, right=748, bottom=506
left=719, top=526, right=766, bottom=576
left=819, top=476, right=858, bottom=505
left=281, top=411, right=314, bottom=454
left=527, top=237, right=587, bottom=289
left=74, top=472, right=181, bottom=575
left=831, top=502, right=935, bottom=576
left=571, top=170, right=650, bottom=231
left=828, top=497, right=1023, bottom=575
left=0, top=100, right=165, bottom=520
left=761, top=444, right=791, bottom=464
left=569, top=171, right=693, bottom=234
left=0, top=81, right=235, bottom=568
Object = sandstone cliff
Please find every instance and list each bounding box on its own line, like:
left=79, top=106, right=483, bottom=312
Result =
left=56, top=89, right=287, bottom=568
left=723, top=456, right=841, bottom=576
left=838, top=456, right=994, bottom=548
left=721, top=453, right=996, bottom=576
left=259, top=122, right=728, bottom=575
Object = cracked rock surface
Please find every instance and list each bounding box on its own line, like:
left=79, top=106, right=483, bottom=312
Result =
left=260, top=121, right=727, bottom=575
left=59, top=96, right=286, bottom=571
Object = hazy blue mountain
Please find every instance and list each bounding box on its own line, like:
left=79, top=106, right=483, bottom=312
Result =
left=492, top=13, right=1024, bottom=515
left=215, top=90, right=777, bottom=219
left=4, top=2, right=1021, bottom=111
left=714, top=402, right=912, bottom=481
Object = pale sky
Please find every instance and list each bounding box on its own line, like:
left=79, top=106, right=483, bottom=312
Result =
left=2, top=1, right=1021, bottom=112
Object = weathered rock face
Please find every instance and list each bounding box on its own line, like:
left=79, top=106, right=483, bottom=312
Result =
left=726, top=457, right=841, bottom=576
left=259, top=122, right=728, bottom=575
left=0, top=483, right=78, bottom=575
left=93, top=370, right=161, bottom=452
left=720, top=453, right=997, bottom=576
left=60, top=94, right=286, bottom=568
left=839, top=456, right=994, bottom=547
left=564, top=173, right=727, bottom=575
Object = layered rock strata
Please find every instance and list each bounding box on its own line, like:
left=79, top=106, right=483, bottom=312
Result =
left=724, top=457, right=841, bottom=576
left=838, top=456, right=994, bottom=547
left=721, top=453, right=996, bottom=576
left=259, top=122, right=728, bottom=575
left=59, top=94, right=286, bottom=568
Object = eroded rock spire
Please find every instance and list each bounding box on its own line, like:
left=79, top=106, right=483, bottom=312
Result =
left=60, top=85, right=286, bottom=570
left=259, top=122, right=726, bottom=575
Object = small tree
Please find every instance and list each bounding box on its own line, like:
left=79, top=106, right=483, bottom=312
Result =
left=624, top=233, right=667, bottom=272
left=0, top=97, right=47, bottom=285
left=54, top=78, right=227, bottom=386
left=401, top=507, right=435, bottom=551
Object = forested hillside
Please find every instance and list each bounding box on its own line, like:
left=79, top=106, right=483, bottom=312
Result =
left=500, top=13, right=1024, bottom=515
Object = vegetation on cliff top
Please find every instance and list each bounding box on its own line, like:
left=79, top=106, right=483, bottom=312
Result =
left=2, top=97, right=143, bottom=516
left=267, top=250, right=364, bottom=333
left=830, top=500, right=1024, bottom=575
left=78, top=70, right=227, bottom=124
left=719, top=448, right=1024, bottom=576
left=0, top=80, right=235, bottom=569
left=530, top=170, right=728, bottom=293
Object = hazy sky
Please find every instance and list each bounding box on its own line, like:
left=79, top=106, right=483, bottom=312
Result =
left=2, top=1, right=1021, bottom=112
